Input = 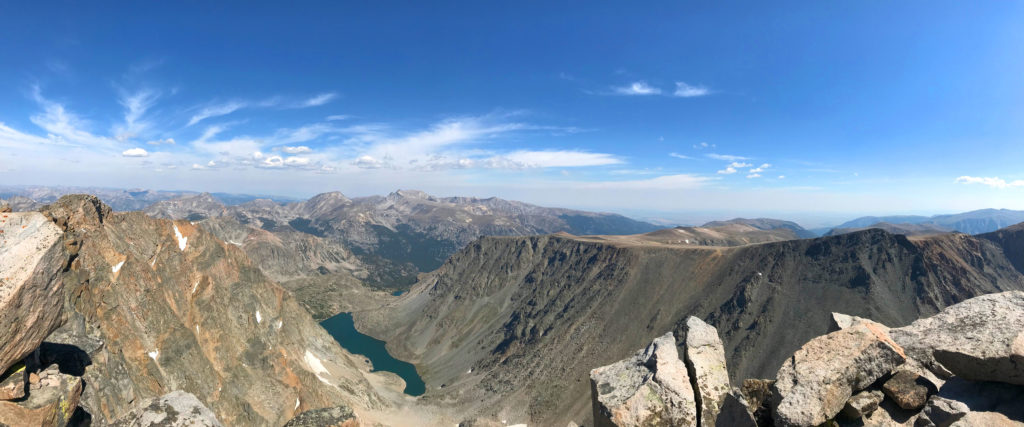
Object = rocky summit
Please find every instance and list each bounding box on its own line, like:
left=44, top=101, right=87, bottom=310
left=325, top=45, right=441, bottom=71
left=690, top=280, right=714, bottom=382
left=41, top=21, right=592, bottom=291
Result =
left=588, top=291, right=1024, bottom=427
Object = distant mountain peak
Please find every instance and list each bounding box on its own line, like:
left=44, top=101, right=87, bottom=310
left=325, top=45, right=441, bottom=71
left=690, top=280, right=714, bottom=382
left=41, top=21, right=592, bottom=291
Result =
left=389, top=189, right=434, bottom=200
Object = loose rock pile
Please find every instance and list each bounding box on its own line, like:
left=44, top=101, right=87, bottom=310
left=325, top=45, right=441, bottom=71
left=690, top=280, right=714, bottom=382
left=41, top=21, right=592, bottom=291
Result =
left=590, top=291, right=1024, bottom=426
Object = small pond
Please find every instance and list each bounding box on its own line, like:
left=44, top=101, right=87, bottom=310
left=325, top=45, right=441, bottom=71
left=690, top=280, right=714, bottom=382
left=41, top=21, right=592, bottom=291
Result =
left=320, top=312, right=426, bottom=396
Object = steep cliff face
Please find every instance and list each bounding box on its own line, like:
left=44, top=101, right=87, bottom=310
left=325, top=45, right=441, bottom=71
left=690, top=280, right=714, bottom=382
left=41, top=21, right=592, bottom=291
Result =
left=356, top=228, right=1024, bottom=425
left=41, top=196, right=390, bottom=426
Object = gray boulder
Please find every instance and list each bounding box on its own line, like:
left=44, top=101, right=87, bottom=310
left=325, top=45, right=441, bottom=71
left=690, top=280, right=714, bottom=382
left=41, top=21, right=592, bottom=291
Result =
left=840, top=389, right=884, bottom=419
left=682, top=317, right=731, bottom=427
left=590, top=331, right=697, bottom=426
left=890, top=291, right=1024, bottom=385
left=771, top=318, right=906, bottom=426
left=950, top=412, right=1021, bottom=426
left=922, top=396, right=969, bottom=427
left=110, top=390, right=222, bottom=426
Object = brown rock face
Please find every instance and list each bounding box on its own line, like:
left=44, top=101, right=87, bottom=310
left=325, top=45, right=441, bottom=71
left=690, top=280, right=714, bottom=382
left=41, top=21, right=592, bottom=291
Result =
left=771, top=319, right=906, bottom=426
left=0, top=211, right=69, bottom=375
left=882, top=370, right=932, bottom=410
left=0, top=369, right=82, bottom=427
left=40, top=195, right=386, bottom=426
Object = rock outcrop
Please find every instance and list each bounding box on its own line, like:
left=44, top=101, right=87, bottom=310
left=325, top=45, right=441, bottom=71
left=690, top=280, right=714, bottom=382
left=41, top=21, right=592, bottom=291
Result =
left=770, top=319, right=906, bottom=426
left=890, top=291, right=1024, bottom=385
left=682, top=317, right=731, bottom=427
left=37, top=195, right=388, bottom=426
left=0, top=211, right=69, bottom=375
left=283, top=405, right=359, bottom=427
left=590, top=332, right=697, bottom=426
left=110, top=391, right=223, bottom=427
left=587, top=292, right=1024, bottom=427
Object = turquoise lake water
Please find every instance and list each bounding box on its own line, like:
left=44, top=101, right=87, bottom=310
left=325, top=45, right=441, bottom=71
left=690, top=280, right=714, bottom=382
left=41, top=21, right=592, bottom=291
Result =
left=320, top=312, right=426, bottom=396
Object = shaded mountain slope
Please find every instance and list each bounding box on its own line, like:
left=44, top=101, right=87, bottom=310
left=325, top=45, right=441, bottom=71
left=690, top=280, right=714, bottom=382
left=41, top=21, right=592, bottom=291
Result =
left=39, top=196, right=398, bottom=425
left=355, top=228, right=1024, bottom=425
left=980, top=222, right=1024, bottom=275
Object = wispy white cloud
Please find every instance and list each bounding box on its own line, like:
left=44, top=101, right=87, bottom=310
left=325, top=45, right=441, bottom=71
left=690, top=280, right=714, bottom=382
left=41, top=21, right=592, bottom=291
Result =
left=188, top=101, right=247, bottom=126
left=122, top=147, right=149, bottom=157
left=706, top=153, right=748, bottom=162
left=147, top=138, right=175, bottom=145
left=30, top=86, right=116, bottom=146
left=298, top=93, right=336, bottom=108
left=113, top=88, right=160, bottom=141
left=486, top=150, right=621, bottom=168
left=326, top=115, right=350, bottom=121
left=613, top=81, right=661, bottom=96
left=269, top=124, right=338, bottom=145
left=0, top=122, right=61, bottom=148
left=674, top=82, right=710, bottom=97
left=669, top=152, right=692, bottom=160
left=693, top=141, right=715, bottom=149
left=955, top=176, right=1024, bottom=188
left=280, top=145, right=312, bottom=154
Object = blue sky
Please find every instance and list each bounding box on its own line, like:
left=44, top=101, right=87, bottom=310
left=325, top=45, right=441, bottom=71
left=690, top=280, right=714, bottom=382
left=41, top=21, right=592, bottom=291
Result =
left=2, top=2, right=1023, bottom=223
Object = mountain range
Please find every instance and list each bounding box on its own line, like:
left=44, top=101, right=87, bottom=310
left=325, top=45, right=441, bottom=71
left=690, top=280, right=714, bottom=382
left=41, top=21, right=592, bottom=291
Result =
left=3, top=191, right=1024, bottom=425
left=354, top=226, right=1024, bottom=425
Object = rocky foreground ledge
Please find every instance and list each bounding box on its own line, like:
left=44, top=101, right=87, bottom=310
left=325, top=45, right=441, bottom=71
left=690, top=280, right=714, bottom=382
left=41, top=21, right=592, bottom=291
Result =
left=0, top=197, right=368, bottom=426
left=590, top=291, right=1024, bottom=427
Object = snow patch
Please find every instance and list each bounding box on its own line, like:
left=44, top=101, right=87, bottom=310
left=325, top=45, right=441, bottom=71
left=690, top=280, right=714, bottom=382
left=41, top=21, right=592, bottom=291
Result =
left=112, top=260, right=125, bottom=273
left=276, top=320, right=283, bottom=329
left=148, top=350, right=159, bottom=361
left=173, top=224, right=188, bottom=251
left=294, top=397, right=300, bottom=410
left=192, top=279, right=200, bottom=294
left=255, top=310, right=262, bottom=324
left=304, top=350, right=333, bottom=385
left=467, top=368, right=473, bottom=374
